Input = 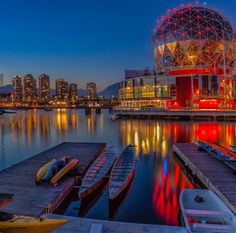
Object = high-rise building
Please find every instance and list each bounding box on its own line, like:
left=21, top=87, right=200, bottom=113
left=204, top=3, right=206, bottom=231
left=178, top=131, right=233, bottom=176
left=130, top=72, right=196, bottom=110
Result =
left=38, top=74, right=50, bottom=103
left=69, top=83, right=78, bottom=104
left=23, top=74, right=37, bottom=103
left=0, top=74, right=3, bottom=87
left=56, top=79, right=69, bottom=101
left=86, top=82, right=97, bottom=100
left=12, top=76, right=23, bottom=103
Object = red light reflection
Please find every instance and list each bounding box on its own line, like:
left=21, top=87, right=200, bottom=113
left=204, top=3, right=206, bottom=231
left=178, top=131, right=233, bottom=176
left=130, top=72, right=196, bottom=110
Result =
left=153, top=163, right=193, bottom=225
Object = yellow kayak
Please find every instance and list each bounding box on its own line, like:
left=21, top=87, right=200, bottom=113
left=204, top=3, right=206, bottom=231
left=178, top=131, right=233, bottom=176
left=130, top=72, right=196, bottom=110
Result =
left=51, top=159, right=79, bottom=186
left=35, top=159, right=56, bottom=185
left=0, top=212, right=68, bottom=233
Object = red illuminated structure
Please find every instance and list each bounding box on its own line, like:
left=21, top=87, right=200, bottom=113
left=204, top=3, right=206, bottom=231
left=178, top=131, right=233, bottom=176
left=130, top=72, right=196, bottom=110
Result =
left=119, top=4, right=236, bottom=109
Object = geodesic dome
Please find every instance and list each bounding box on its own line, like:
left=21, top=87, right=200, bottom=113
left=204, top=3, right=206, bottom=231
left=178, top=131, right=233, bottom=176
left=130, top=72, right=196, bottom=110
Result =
left=153, top=6, right=236, bottom=74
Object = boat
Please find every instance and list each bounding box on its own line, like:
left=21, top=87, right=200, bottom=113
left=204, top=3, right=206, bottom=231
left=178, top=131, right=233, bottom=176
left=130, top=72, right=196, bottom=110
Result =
left=35, top=159, right=56, bottom=185
left=44, top=107, right=53, bottom=112
left=51, top=159, right=79, bottom=186
left=197, top=140, right=236, bottom=171
left=109, top=145, right=135, bottom=200
left=79, top=147, right=117, bottom=199
left=42, top=156, right=70, bottom=181
left=0, top=194, right=14, bottom=208
left=1, top=109, right=16, bottom=114
left=0, top=212, right=68, bottom=233
left=180, top=189, right=236, bottom=233
left=111, top=114, right=120, bottom=120
left=230, top=145, right=236, bottom=153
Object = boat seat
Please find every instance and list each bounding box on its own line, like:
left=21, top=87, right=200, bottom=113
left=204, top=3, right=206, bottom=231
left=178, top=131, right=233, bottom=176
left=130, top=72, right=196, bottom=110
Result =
left=89, top=223, right=103, bottom=233
left=185, top=209, right=232, bottom=219
left=191, top=223, right=236, bottom=232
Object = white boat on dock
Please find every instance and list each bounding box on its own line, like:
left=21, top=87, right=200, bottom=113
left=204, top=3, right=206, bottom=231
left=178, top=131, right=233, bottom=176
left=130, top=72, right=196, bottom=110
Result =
left=109, top=145, right=135, bottom=200
left=79, top=147, right=117, bottom=199
left=180, top=189, right=236, bottom=233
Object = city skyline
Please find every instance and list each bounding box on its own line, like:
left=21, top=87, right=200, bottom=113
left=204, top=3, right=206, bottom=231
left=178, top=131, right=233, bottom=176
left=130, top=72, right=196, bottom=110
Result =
left=1, top=0, right=236, bottom=90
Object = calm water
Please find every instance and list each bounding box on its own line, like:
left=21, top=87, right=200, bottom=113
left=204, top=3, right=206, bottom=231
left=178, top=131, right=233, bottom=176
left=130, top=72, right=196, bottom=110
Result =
left=0, top=109, right=235, bottom=225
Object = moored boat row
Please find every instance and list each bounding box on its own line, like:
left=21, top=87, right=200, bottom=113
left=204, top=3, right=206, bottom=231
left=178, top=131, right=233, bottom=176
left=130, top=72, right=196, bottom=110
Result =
left=197, top=140, right=236, bottom=171
left=35, top=156, right=79, bottom=186
left=79, top=145, right=136, bottom=201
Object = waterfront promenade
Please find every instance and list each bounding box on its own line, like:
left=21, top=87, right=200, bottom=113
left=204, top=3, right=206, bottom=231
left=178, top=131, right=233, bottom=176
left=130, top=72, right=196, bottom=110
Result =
left=173, top=143, right=236, bottom=214
left=112, top=108, right=236, bottom=121
left=0, top=142, right=105, bottom=216
left=49, top=214, right=187, bottom=233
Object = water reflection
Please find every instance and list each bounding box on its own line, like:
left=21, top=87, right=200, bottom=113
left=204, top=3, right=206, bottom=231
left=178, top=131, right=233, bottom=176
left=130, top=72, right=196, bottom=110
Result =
left=0, top=110, right=236, bottom=224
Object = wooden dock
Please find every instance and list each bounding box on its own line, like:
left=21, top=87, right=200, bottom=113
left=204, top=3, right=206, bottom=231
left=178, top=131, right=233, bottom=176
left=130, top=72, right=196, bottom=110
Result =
left=47, top=214, right=188, bottom=233
left=0, top=142, right=105, bottom=217
left=173, top=143, right=236, bottom=214
left=112, top=109, right=236, bottom=121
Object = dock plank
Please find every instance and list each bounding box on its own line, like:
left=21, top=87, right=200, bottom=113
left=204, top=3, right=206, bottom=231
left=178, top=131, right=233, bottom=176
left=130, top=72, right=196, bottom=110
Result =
left=173, top=143, right=236, bottom=214
left=0, top=142, right=105, bottom=217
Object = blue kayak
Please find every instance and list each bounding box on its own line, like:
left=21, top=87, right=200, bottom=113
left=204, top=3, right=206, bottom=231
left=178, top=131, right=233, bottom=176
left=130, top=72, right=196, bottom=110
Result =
left=42, top=157, right=69, bottom=181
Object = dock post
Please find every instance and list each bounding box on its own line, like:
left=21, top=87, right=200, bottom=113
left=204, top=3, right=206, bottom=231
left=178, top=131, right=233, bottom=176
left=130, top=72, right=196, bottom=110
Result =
left=85, top=108, right=91, bottom=115
left=96, top=108, right=101, bottom=114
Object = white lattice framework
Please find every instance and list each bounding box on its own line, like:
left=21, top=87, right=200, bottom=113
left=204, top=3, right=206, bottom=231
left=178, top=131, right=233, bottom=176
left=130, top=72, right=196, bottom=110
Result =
left=153, top=5, right=236, bottom=74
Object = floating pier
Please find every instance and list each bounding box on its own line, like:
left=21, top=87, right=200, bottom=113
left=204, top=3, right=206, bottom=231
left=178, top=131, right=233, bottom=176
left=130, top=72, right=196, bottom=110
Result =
left=0, top=142, right=105, bottom=217
left=112, top=110, right=236, bottom=121
left=47, top=214, right=188, bottom=233
left=173, top=143, right=236, bottom=214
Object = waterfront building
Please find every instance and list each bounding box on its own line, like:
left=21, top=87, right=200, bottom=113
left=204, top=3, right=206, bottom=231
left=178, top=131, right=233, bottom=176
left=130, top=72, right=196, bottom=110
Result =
left=38, top=74, right=50, bottom=104
left=86, top=82, right=97, bottom=100
left=23, top=74, right=37, bottom=103
left=56, top=79, right=69, bottom=101
left=12, top=76, right=23, bottom=103
left=69, top=83, right=78, bottom=104
left=119, top=5, right=236, bottom=110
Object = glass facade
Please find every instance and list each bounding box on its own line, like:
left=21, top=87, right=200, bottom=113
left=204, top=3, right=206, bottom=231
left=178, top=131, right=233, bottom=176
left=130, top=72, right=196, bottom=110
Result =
left=119, top=75, right=176, bottom=102
left=119, top=72, right=236, bottom=109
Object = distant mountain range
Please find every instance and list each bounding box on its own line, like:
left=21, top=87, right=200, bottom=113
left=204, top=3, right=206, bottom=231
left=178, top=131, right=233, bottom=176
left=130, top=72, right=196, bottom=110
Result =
left=0, top=82, right=119, bottom=98
left=0, top=84, right=12, bottom=93
left=98, top=82, right=119, bottom=98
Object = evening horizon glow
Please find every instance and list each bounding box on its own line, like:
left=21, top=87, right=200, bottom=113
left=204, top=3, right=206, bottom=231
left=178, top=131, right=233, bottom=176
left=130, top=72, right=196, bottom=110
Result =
left=0, top=0, right=236, bottom=90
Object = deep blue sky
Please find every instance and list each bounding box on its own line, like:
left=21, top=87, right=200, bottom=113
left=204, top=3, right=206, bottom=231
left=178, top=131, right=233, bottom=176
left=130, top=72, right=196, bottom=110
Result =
left=1, top=0, right=236, bottom=90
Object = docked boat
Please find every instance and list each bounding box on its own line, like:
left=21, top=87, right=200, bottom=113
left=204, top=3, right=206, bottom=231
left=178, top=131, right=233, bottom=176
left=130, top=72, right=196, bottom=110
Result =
left=79, top=147, right=117, bottom=199
left=35, top=159, right=56, bottom=185
left=44, top=107, right=53, bottom=112
left=42, top=156, right=70, bottom=181
left=109, top=145, right=135, bottom=200
left=51, top=159, right=79, bottom=186
left=0, top=212, right=68, bottom=233
left=180, top=189, right=236, bottom=233
left=197, top=140, right=236, bottom=171
left=0, top=194, right=14, bottom=208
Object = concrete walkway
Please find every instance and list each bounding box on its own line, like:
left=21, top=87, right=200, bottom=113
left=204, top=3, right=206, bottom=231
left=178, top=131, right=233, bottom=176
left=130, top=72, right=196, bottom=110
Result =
left=48, top=214, right=188, bottom=233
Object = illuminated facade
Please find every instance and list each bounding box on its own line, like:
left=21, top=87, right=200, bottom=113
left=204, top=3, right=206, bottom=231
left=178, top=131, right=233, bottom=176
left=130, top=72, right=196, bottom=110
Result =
left=86, top=82, right=97, bottom=100
left=12, top=76, right=23, bottom=103
left=23, top=74, right=37, bottom=103
left=119, top=5, right=236, bottom=109
left=38, top=74, right=50, bottom=104
left=56, top=79, right=69, bottom=101
left=69, top=83, right=78, bottom=104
